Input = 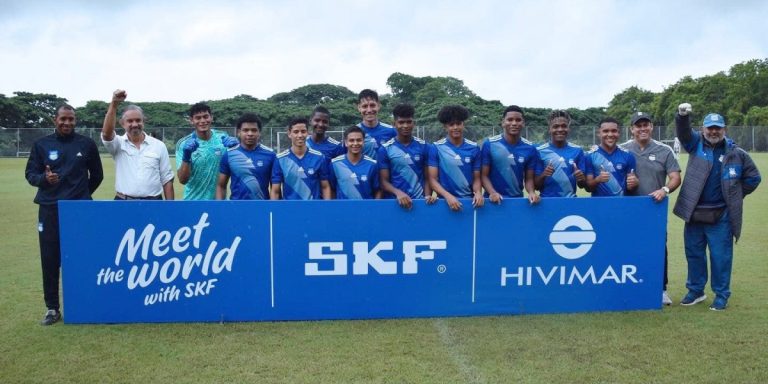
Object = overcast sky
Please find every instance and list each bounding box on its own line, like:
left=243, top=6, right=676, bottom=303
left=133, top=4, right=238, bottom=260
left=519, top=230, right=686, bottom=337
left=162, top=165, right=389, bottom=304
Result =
left=1, top=0, right=766, bottom=109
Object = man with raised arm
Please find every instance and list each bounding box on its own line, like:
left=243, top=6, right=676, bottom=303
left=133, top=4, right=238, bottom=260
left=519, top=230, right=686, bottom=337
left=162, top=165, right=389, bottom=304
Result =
left=102, top=89, right=174, bottom=200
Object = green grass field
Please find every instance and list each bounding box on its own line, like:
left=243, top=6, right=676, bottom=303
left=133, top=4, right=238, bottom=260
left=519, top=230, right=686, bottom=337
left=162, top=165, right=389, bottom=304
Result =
left=1, top=155, right=766, bottom=383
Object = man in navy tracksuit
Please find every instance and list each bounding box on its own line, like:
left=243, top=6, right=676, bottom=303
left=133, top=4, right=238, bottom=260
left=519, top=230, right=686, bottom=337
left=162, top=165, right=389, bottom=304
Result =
left=673, top=103, right=761, bottom=311
left=25, top=104, right=103, bottom=325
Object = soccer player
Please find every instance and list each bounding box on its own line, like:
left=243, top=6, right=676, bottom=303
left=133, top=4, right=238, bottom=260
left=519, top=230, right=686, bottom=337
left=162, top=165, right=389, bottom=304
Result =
left=101, top=89, right=174, bottom=200
left=585, top=118, right=638, bottom=196
left=175, top=102, right=239, bottom=200
left=378, top=103, right=437, bottom=209
left=25, top=104, right=104, bottom=325
left=621, top=111, right=681, bottom=305
left=674, top=103, right=761, bottom=310
left=357, top=89, right=396, bottom=159
left=330, top=126, right=381, bottom=199
left=481, top=105, right=541, bottom=204
left=271, top=117, right=332, bottom=200
left=216, top=113, right=276, bottom=200
left=427, top=105, right=484, bottom=211
left=306, top=106, right=345, bottom=160
left=534, top=109, right=586, bottom=197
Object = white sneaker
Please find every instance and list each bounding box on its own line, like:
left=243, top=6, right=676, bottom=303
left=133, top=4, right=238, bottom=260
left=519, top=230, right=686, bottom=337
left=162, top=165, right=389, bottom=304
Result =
left=662, top=291, right=672, bottom=306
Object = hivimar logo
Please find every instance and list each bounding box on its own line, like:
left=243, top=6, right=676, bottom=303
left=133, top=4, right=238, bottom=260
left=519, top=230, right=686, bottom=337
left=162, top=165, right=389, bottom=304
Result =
left=548, top=215, right=596, bottom=260
left=500, top=214, right=640, bottom=286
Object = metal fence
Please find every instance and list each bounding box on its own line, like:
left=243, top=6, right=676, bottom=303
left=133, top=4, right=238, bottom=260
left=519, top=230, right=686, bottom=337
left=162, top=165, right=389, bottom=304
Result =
left=2, top=125, right=767, bottom=157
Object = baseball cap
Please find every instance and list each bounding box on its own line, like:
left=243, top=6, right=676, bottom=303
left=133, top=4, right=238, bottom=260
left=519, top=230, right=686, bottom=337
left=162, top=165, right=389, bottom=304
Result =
left=631, top=112, right=652, bottom=126
left=703, top=113, right=725, bottom=128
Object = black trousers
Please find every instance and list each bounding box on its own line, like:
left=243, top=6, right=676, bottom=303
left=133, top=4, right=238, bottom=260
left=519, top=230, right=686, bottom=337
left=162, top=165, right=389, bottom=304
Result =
left=38, top=204, right=60, bottom=311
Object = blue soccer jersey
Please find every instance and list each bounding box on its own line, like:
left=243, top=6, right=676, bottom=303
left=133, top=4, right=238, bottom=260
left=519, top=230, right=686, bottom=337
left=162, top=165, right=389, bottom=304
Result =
left=357, top=122, right=396, bottom=159
left=428, top=138, right=481, bottom=198
left=377, top=137, right=429, bottom=199
left=535, top=142, right=586, bottom=197
left=307, top=136, right=345, bottom=160
left=585, top=146, right=637, bottom=197
left=481, top=135, right=539, bottom=198
left=330, top=155, right=380, bottom=199
left=219, top=144, right=276, bottom=200
left=271, top=148, right=329, bottom=200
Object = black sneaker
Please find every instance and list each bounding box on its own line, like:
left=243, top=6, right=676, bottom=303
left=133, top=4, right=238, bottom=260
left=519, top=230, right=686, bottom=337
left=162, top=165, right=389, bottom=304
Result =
left=40, top=309, right=61, bottom=326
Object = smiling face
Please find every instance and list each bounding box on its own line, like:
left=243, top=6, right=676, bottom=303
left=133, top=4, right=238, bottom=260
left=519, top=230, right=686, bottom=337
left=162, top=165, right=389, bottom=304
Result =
left=357, top=97, right=380, bottom=127
left=345, top=131, right=364, bottom=156
left=549, top=117, right=569, bottom=146
left=598, top=122, right=620, bottom=150
left=311, top=112, right=330, bottom=136
left=394, top=116, right=414, bottom=140
left=190, top=111, right=213, bottom=136
left=53, top=107, right=76, bottom=136
left=444, top=121, right=465, bottom=143
left=701, top=125, right=726, bottom=145
left=502, top=111, right=525, bottom=138
left=288, top=123, right=308, bottom=149
left=120, top=109, right=145, bottom=138
left=631, top=119, right=652, bottom=144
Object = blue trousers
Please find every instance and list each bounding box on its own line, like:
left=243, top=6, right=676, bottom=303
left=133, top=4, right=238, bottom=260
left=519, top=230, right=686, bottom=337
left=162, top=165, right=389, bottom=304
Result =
left=684, top=211, right=733, bottom=300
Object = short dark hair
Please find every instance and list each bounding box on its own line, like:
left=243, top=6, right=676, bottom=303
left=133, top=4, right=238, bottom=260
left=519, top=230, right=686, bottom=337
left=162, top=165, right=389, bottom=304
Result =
left=502, top=105, right=525, bottom=120
left=189, top=102, right=212, bottom=117
left=548, top=109, right=570, bottom=124
left=55, top=104, right=75, bottom=117
left=598, top=117, right=621, bottom=128
left=358, top=89, right=379, bottom=103
left=437, top=105, right=470, bottom=124
left=344, top=125, right=365, bottom=140
left=287, top=117, right=309, bottom=130
left=312, top=106, right=330, bottom=116
left=392, top=103, right=415, bottom=119
left=236, top=113, right=262, bottom=131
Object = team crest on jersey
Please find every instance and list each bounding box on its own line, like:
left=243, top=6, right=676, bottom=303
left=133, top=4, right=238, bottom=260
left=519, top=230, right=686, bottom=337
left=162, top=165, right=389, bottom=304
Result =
left=307, top=168, right=315, bottom=175
left=48, top=150, right=59, bottom=161
left=649, top=154, right=656, bottom=161
left=413, top=155, right=420, bottom=161
left=616, top=163, right=623, bottom=170
left=568, top=158, right=574, bottom=165
left=517, top=157, right=525, bottom=163
left=719, top=155, right=724, bottom=162
left=256, top=160, right=263, bottom=167
left=360, top=175, right=368, bottom=181
left=215, top=149, right=222, bottom=156
left=464, top=157, right=471, bottom=163
left=729, top=167, right=737, bottom=177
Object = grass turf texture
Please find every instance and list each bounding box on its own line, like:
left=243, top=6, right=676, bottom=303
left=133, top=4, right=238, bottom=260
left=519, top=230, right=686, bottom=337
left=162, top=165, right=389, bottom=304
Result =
left=1, top=154, right=766, bottom=383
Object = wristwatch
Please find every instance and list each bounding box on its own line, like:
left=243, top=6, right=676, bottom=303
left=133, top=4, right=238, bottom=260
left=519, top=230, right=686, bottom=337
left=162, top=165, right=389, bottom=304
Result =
left=662, top=186, right=671, bottom=194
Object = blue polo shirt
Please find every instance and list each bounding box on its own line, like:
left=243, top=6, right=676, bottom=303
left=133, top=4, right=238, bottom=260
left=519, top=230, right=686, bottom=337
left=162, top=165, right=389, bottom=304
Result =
left=219, top=144, right=276, bottom=200
left=481, top=135, right=539, bottom=198
left=330, top=155, right=379, bottom=199
left=535, top=141, right=586, bottom=197
left=377, top=137, right=429, bottom=199
left=428, top=138, right=481, bottom=198
left=586, top=146, right=636, bottom=197
left=271, top=148, right=329, bottom=200
left=357, top=121, right=396, bottom=159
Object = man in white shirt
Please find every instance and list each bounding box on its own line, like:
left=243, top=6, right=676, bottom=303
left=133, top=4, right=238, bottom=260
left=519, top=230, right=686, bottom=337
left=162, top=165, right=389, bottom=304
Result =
left=101, top=89, right=174, bottom=200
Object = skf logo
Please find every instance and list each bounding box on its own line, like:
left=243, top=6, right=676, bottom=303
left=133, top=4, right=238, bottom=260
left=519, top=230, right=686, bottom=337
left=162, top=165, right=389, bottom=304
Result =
left=549, top=215, right=596, bottom=260
left=305, top=241, right=447, bottom=276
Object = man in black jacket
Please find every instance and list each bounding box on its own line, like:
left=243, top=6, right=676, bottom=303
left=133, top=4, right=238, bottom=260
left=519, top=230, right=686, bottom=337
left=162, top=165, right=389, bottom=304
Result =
left=25, top=104, right=103, bottom=325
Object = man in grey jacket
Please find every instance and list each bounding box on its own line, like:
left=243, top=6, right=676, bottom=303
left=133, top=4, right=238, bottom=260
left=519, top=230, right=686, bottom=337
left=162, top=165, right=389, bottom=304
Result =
left=674, top=103, right=761, bottom=311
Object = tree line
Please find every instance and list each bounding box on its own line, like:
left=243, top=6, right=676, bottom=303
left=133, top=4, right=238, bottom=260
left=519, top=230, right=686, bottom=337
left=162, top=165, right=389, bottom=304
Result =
left=2, top=58, right=767, bottom=136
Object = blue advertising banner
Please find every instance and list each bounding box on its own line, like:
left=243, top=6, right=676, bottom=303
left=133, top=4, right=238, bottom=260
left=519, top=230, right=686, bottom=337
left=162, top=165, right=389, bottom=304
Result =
left=60, top=197, right=666, bottom=323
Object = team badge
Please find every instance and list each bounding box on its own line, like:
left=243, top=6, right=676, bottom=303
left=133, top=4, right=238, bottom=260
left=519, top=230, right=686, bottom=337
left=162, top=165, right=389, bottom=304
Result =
left=360, top=175, right=368, bottom=182
left=48, top=150, right=59, bottom=161
left=719, top=155, right=724, bottom=162
left=307, top=168, right=315, bottom=175
left=464, top=157, right=471, bottom=163
left=729, top=167, right=737, bottom=177
left=256, top=160, right=263, bottom=167
left=413, top=155, right=420, bottom=161
left=517, top=157, right=525, bottom=163
left=215, top=149, right=222, bottom=156
left=616, top=164, right=623, bottom=170
left=568, top=158, right=574, bottom=165
left=649, top=154, right=656, bottom=161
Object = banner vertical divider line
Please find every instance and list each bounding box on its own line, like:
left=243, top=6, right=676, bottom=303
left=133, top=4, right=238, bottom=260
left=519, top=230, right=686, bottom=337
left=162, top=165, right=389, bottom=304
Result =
left=270, top=211, right=275, bottom=308
left=472, top=209, right=477, bottom=303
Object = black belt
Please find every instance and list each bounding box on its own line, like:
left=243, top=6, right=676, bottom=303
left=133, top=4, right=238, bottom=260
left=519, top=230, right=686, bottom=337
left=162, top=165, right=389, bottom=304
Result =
left=115, top=192, right=163, bottom=200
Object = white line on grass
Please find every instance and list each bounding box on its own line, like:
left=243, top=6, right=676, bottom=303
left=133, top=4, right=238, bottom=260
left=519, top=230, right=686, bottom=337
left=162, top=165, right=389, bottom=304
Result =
left=433, top=318, right=486, bottom=384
